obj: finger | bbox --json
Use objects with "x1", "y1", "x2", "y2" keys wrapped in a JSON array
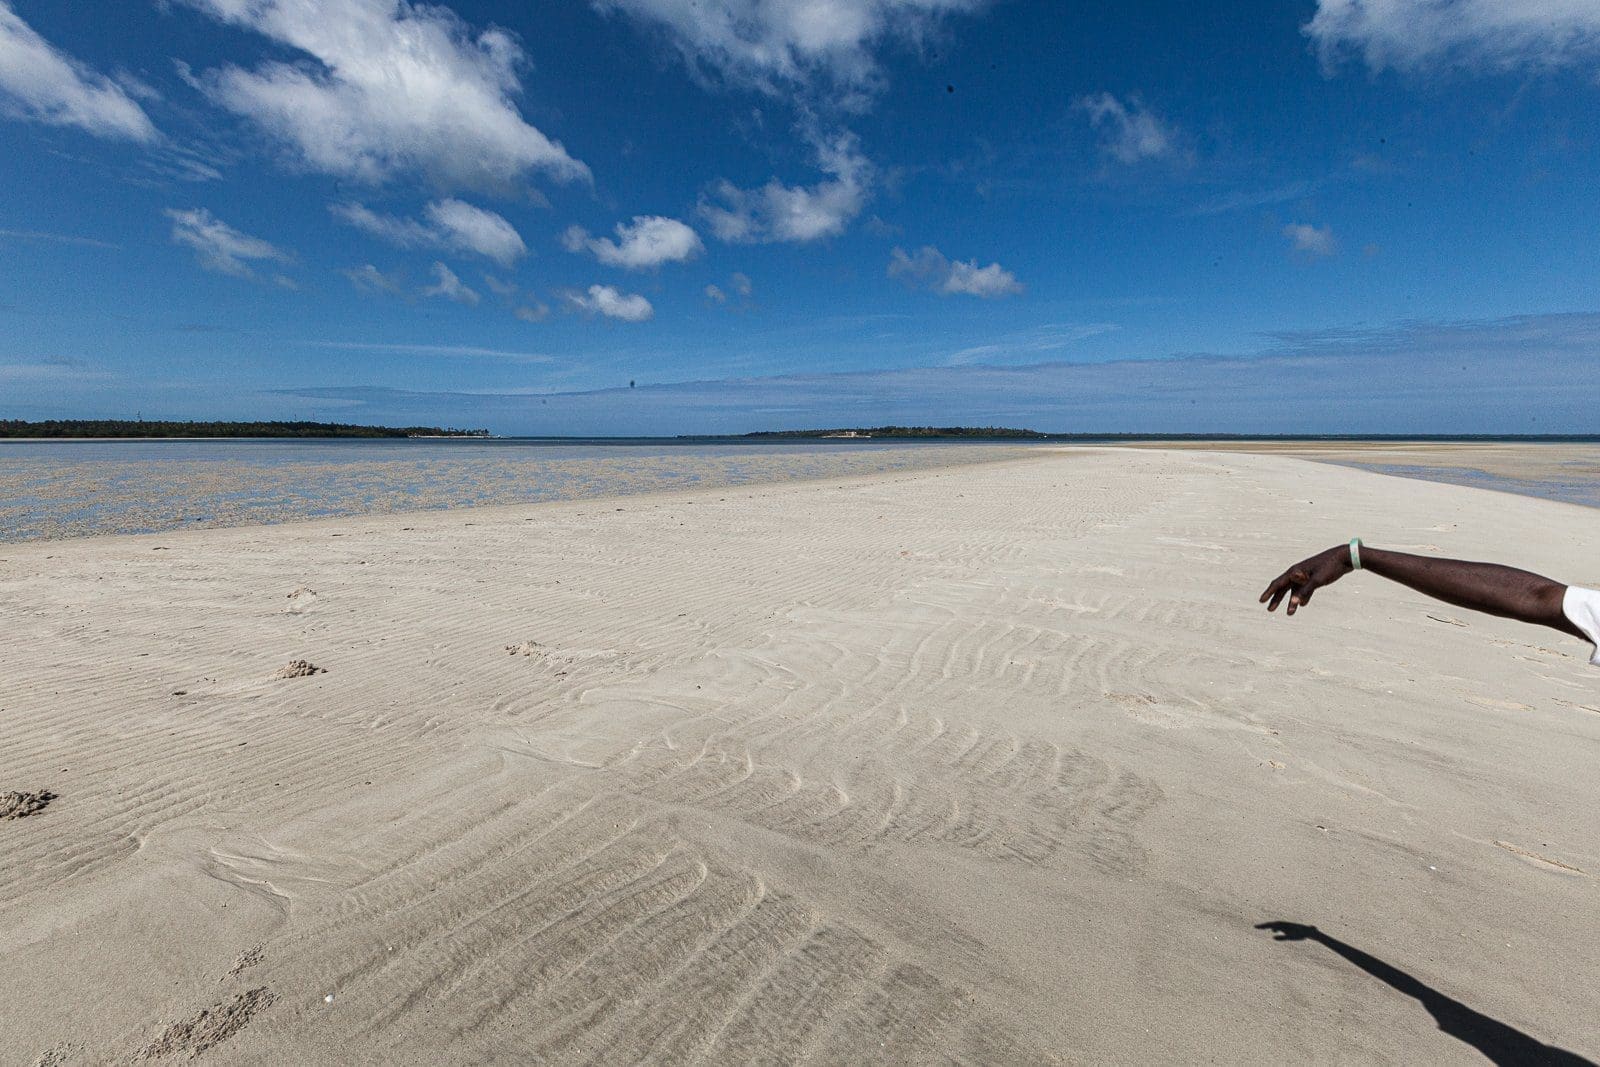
[
  {"x1": 1260, "y1": 576, "x2": 1288, "y2": 604},
  {"x1": 1286, "y1": 584, "x2": 1314, "y2": 615},
  {"x1": 1267, "y1": 585, "x2": 1290, "y2": 612}
]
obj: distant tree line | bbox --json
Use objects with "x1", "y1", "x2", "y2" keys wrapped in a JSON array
[
  {"x1": 0, "y1": 419, "x2": 490, "y2": 439},
  {"x1": 743, "y1": 426, "x2": 1049, "y2": 439}
]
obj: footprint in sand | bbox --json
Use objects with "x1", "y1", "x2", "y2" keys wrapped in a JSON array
[
  {"x1": 505, "y1": 640, "x2": 544, "y2": 657},
  {"x1": 134, "y1": 988, "x2": 274, "y2": 1061},
  {"x1": 272, "y1": 660, "x2": 324, "y2": 680},
  {"x1": 283, "y1": 587, "x2": 318, "y2": 614},
  {"x1": 1, "y1": 790, "x2": 56, "y2": 821}
]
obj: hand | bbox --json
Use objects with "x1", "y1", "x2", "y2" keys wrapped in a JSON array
[
  {"x1": 1256, "y1": 921, "x2": 1319, "y2": 941},
  {"x1": 1259, "y1": 546, "x2": 1352, "y2": 616}
]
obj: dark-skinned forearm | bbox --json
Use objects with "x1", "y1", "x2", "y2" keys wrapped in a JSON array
[{"x1": 1360, "y1": 548, "x2": 1572, "y2": 631}]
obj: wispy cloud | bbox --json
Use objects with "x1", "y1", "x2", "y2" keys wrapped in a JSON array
[
  {"x1": 1283, "y1": 222, "x2": 1337, "y2": 258},
  {"x1": 0, "y1": 227, "x2": 119, "y2": 249},
  {"x1": 303, "y1": 340, "x2": 553, "y2": 362},
  {"x1": 888, "y1": 245, "x2": 1022, "y2": 298},
  {"x1": 267, "y1": 313, "x2": 1600, "y2": 436},
  {"x1": 166, "y1": 207, "x2": 291, "y2": 279},
  {"x1": 332, "y1": 199, "x2": 527, "y2": 267},
  {"x1": 180, "y1": 0, "x2": 588, "y2": 190},
  {"x1": 1306, "y1": 0, "x2": 1600, "y2": 74},
  {"x1": 1077, "y1": 93, "x2": 1180, "y2": 165},
  {"x1": 562, "y1": 215, "x2": 703, "y2": 269},
  {"x1": 944, "y1": 323, "x2": 1117, "y2": 366},
  {"x1": 342, "y1": 263, "x2": 407, "y2": 296},
  {"x1": 0, "y1": 1, "x2": 158, "y2": 141},
  {"x1": 589, "y1": 0, "x2": 991, "y2": 104},
  {"x1": 1189, "y1": 178, "x2": 1326, "y2": 217},
  {"x1": 421, "y1": 261, "x2": 480, "y2": 305}
]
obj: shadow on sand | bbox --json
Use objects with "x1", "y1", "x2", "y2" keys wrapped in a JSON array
[{"x1": 1256, "y1": 922, "x2": 1593, "y2": 1066}]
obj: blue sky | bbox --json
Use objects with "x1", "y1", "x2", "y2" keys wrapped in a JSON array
[{"x1": 2, "y1": 0, "x2": 1598, "y2": 433}]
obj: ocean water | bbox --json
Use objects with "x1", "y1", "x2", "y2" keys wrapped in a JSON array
[
  {"x1": 0, "y1": 437, "x2": 1041, "y2": 542},
  {"x1": 1337, "y1": 461, "x2": 1600, "y2": 511}
]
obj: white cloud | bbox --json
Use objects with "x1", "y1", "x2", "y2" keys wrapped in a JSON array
[
  {"x1": 166, "y1": 207, "x2": 290, "y2": 278},
  {"x1": 707, "y1": 271, "x2": 754, "y2": 306},
  {"x1": 482, "y1": 273, "x2": 519, "y2": 298},
  {"x1": 888, "y1": 245, "x2": 1022, "y2": 298},
  {"x1": 0, "y1": 1, "x2": 158, "y2": 141},
  {"x1": 0, "y1": 227, "x2": 119, "y2": 249},
  {"x1": 1077, "y1": 93, "x2": 1177, "y2": 165},
  {"x1": 589, "y1": 0, "x2": 989, "y2": 100},
  {"x1": 515, "y1": 301, "x2": 550, "y2": 323},
  {"x1": 562, "y1": 215, "x2": 703, "y2": 269},
  {"x1": 1283, "y1": 222, "x2": 1337, "y2": 258},
  {"x1": 182, "y1": 0, "x2": 588, "y2": 190},
  {"x1": 1306, "y1": 0, "x2": 1600, "y2": 73},
  {"x1": 342, "y1": 263, "x2": 406, "y2": 295},
  {"x1": 305, "y1": 340, "x2": 550, "y2": 361},
  {"x1": 565, "y1": 283, "x2": 654, "y2": 322},
  {"x1": 332, "y1": 199, "x2": 527, "y2": 267},
  {"x1": 422, "y1": 261, "x2": 480, "y2": 305},
  {"x1": 701, "y1": 130, "x2": 871, "y2": 243}
]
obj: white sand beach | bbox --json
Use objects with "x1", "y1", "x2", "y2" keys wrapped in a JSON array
[{"x1": 3, "y1": 447, "x2": 1597, "y2": 1064}]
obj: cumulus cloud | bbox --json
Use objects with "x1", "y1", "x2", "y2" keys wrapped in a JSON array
[
  {"x1": 1283, "y1": 222, "x2": 1337, "y2": 258},
  {"x1": 181, "y1": 0, "x2": 588, "y2": 190},
  {"x1": 589, "y1": 0, "x2": 989, "y2": 100},
  {"x1": 701, "y1": 130, "x2": 871, "y2": 243},
  {"x1": 888, "y1": 245, "x2": 1022, "y2": 298},
  {"x1": 565, "y1": 283, "x2": 654, "y2": 322},
  {"x1": 0, "y1": 2, "x2": 158, "y2": 141},
  {"x1": 1077, "y1": 93, "x2": 1178, "y2": 165},
  {"x1": 1306, "y1": 0, "x2": 1600, "y2": 73},
  {"x1": 332, "y1": 199, "x2": 527, "y2": 267},
  {"x1": 561, "y1": 215, "x2": 703, "y2": 269},
  {"x1": 166, "y1": 207, "x2": 290, "y2": 278},
  {"x1": 422, "y1": 261, "x2": 480, "y2": 305}
]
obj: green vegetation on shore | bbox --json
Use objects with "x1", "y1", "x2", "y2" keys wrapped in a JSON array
[
  {"x1": 0, "y1": 420, "x2": 490, "y2": 439},
  {"x1": 743, "y1": 426, "x2": 1049, "y2": 439}
]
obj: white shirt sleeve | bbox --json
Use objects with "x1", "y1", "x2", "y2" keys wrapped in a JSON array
[{"x1": 1562, "y1": 585, "x2": 1600, "y2": 666}]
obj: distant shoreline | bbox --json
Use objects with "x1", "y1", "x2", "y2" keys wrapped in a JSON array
[{"x1": 0, "y1": 419, "x2": 489, "y2": 440}]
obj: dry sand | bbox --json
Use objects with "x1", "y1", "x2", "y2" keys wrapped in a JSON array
[{"x1": 2, "y1": 448, "x2": 1597, "y2": 1064}]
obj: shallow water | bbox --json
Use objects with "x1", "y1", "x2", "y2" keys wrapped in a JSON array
[
  {"x1": 0, "y1": 438, "x2": 1040, "y2": 542},
  {"x1": 1332, "y1": 456, "x2": 1600, "y2": 511}
]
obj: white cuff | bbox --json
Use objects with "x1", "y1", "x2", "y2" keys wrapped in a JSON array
[{"x1": 1561, "y1": 585, "x2": 1600, "y2": 667}]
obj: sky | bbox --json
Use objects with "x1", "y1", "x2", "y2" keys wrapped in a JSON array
[{"x1": 2, "y1": 0, "x2": 1599, "y2": 434}]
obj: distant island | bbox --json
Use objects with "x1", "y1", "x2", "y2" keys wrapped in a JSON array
[
  {"x1": 742, "y1": 426, "x2": 1049, "y2": 439},
  {"x1": 0, "y1": 419, "x2": 490, "y2": 439}
]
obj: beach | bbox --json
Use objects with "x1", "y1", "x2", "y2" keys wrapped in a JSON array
[{"x1": 3, "y1": 446, "x2": 1598, "y2": 1063}]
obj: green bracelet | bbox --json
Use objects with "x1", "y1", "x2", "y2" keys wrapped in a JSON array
[{"x1": 1349, "y1": 537, "x2": 1363, "y2": 571}]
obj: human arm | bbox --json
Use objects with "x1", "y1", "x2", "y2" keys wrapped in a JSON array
[{"x1": 1259, "y1": 544, "x2": 1586, "y2": 640}]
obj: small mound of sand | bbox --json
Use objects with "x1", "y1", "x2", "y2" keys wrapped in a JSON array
[
  {"x1": 1, "y1": 790, "x2": 55, "y2": 821},
  {"x1": 224, "y1": 945, "x2": 264, "y2": 981},
  {"x1": 505, "y1": 640, "x2": 543, "y2": 657},
  {"x1": 286, "y1": 586, "x2": 316, "y2": 600},
  {"x1": 135, "y1": 988, "x2": 273, "y2": 1061},
  {"x1": 272, "y1": 660, "x2": 324, "y2": 679}
]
